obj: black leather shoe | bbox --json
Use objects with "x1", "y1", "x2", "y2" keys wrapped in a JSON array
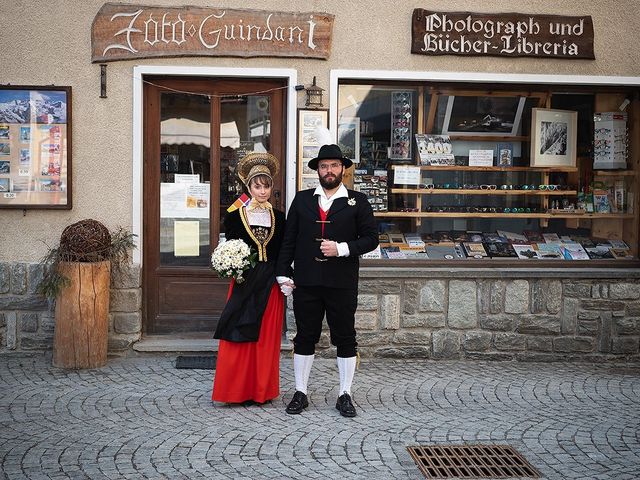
[
  {"x1": 335, "y1": 392, "x2": 357, "y2": 417},
  {"x1": 285, "y1": 391, "x2": 308, "y2": 414}
]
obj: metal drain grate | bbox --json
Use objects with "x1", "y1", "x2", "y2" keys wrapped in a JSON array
[{"x1": 407, "y1": 444, "x2": 540, "y2": 479}]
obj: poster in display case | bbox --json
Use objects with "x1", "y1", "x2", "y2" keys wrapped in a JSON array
[
  {"x1": 0, "y1": 86, "x2": 71, "y2": 208},
  {"x1": 297, "y1": 109, "x2": 328, "y2": 189}
]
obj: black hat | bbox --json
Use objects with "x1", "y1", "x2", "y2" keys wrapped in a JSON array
[{"x1": 308, "y1": 144, "x2": 353, "y2": 170}]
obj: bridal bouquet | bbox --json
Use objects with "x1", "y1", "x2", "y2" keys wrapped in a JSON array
[{"x1": 211, "y1": 239, "x2": 256, "y2": 283}]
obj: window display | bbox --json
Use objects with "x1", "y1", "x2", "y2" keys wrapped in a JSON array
[{"x1": 336, "y1": 82, "x2": 638, "y2": 263}]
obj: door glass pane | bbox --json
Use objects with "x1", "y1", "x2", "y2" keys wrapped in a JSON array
[
  {"x1": 219, "y1": 95, "x2": 270, "y2": 241},
  {"x1": 159, "y1": 92, "x2": 211, "y2": 266}
]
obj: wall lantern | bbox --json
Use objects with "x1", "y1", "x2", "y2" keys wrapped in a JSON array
[{"x1": 305, "y1": 76, "x2": 324, "y2": 109}]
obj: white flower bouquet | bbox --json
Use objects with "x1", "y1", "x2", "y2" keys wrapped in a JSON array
[{"x1": 210, "y1": 239, "x2": 257, "y2": 283}]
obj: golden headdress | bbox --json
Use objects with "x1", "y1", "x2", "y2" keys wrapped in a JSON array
[{"x1": 237, "y1": 152, "x2": 279, "y2": 186}]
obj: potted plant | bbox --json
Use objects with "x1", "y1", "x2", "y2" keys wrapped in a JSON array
[{"x1": 38, "y1": 219, "x2": 136, "y2": 369}]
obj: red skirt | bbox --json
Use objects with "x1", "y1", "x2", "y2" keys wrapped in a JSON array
[{"x1": 212, "y1": 281, "x2": 284, "y2": 404}]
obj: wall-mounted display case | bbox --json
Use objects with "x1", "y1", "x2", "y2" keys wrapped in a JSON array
[{"x1": 0, "y1": 86, "x2": 71, "y2": 209}]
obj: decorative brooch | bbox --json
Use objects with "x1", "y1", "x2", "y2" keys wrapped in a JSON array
[{"x1": 347, "y1": 198, "x2": 356, "y2": 206}]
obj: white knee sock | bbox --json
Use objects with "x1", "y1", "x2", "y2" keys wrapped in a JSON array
[
  {"x1": 293, "y1": 354, "x2": 314, "y2": 394},
  {"x1": 337, "y1": 356, "x2": 356, "y2": 396}
]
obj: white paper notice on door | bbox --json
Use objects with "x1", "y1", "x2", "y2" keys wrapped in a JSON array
[
  {"x1": 161, "y1": 183, "x2": 187, "y2": 218},
  {"x1": 174, "y1": 174, "x2": 200, "y2": 184},
  {"x1": 185, "y1": 184, "x2": 209, "y2": 218},
  {"x1": 174, "y1": 221, "x2": 200, "y2": 256},
  {"x1": 161, "y1": 183, "x2": 210, "y2": 219}
]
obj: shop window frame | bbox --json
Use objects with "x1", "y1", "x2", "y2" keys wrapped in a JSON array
[{"x1": 334, "y1": 77, "x2": 639, "y2": 267}]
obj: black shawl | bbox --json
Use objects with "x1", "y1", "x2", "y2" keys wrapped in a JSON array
[{"x1": 213, "y1": 208, "x2": 286, "y2": 342}]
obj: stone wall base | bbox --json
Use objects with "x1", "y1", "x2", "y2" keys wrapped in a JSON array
[{"x1": 2, "y1": 262, "x2": 639, "y2": 362}]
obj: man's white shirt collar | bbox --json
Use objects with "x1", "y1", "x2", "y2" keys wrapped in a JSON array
[{"x1": 314, "y1": 183, "x2": 349, "y2": 203}]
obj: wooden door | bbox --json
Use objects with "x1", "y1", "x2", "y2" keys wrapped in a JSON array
[{"x1": 143, "y1": 77, "x2": 285, "y2": 333}]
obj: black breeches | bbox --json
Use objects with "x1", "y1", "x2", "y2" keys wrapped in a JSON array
[{"x1": 292, "y1": 285, "x2": 358, "y2": 357}]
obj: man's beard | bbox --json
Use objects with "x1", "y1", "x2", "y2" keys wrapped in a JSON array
[{"x1": 319, "y1": 170, "x2": 342, "y2": 189}]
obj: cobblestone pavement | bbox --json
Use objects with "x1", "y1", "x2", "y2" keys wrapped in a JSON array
[{"x1": 1, "y1": 354, "x2": 639, "y2": 480}]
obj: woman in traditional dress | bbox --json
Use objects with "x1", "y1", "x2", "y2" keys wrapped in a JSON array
[{"x1": 212, "y1": 152, "x2": 288, "y2": 404}]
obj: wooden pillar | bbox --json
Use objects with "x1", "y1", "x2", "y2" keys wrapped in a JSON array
[{"x1": 53, "y1": 261, "x2": 111, "y2": 369}]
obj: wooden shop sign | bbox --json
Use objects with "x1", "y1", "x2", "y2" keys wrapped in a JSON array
[
  {"x1": 412, "y1": 9, "x2": 594, "y2": 59},
  {"x1": 91, "y1": 3, "x2": 334, "y2": 62}
]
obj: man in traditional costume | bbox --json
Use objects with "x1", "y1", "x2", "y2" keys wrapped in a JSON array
[{"x1": 276, "y1": 144, "x2": 378, "y2": 417}]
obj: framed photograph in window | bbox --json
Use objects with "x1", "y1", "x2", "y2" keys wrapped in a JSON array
[
  {"x1": 530, "y1": 108, "x2": 577, "y2": 167},
  {"x1": 443, "y1": 95, "x2": 526, "y2": 137},
  {"x1": 337, "y1": 116, "x2": 360, "y2": 163},
  {"x1": 297, "y1": 108, "x2": 328, "y2": 190},
  {"x1": 0, "y1": 85, "x2": 72, "y2": 209}
]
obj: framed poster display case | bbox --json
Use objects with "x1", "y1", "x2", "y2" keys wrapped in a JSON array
[
  {"x1": 297, "y1": 108, "x2": 328, "y2": 190},
  {"x1": 0, "y1": 85, "x2": 71, "y2": 209}
]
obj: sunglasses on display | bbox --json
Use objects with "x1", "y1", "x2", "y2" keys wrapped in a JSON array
[{"x1": 394, "y1": 92, "x2": 410, "y2": 101}]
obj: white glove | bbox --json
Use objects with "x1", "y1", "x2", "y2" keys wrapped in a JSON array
[{"x1": 276, "y1": 276, "x2": 294, "y2": 297}]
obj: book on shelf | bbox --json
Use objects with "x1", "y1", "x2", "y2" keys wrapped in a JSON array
[
  {"x1": 483, "y1": 232, "x2": 509, "y2": 243},
  {"x1": 561, "y1": 243, "x2": 590, "y2": 260},
  {"x1": 608, "y1": 239, "x2": 629, "y2": 249},
  {"x1": 512, "y1": 244, "x2": 540, "y2": 259},
  {"x1": 497, "y1": 230, "x2": 529, "y2": 243},
  {"x1": 468, "y1": 231, "x2": 484, "y2": 243},
  {"x1": 404, "y1": 233, "x2": 426, "y2": 249},
  {"x1": 535, "y1": 243, "x2": 564, "y2": 259},
  {"x1": 542, "y1": 233, "x2": 561, "y2": 244},
  {"x1": 383, "y1": 246, "x2": 406, "y2": 259},
  {"x1": 593, "y1": 191, "x2": 611, "y2": 213},
  {"x1": 425, "y1": 243, "x2": 464, "y2": 259},
  {"x1": 421, "y1": 232, "x2": 437, "y2": 243},
  {"x1": 415, "y1": 134, "x2": 454, "y2": 165},
  {"x1": 452, "y1": 230, "x2": 471, "y2": 242},
  {"x1": 400, "y1": 247, "x2": 428, "y2": 258},
  {"x1": 484, "y1": 242, "x2": 518, "y2": 258},
  {"x1": 388, "y1": 232, "x2": 406, "y2": 245},
  {"x1": 585, "y1": 246, "x2": 615, "y2": 260},
  {"x1": 435, "y1": 231, "x2": 454, "y2": 242},
  {"x1": 496, "y1": 143, "x2": 513, "y2": 167},
  {"x1": 523, "y1": 230, "x2": 544, "y2": 243},
  {"x1": 462, "y1": 242, "x2": 488, "y2": 258},
  {"x1": 610, "y1": 248, "x2": 633, "y2": 260},
  {"x1": 361, "y1": 245, "x2": 382, "y2": 259},
  {"x1": 574, "y1": 236, "x2": 596, "y2": 248}
]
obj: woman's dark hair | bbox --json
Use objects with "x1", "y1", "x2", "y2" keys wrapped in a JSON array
[{"x1": 248, "y1": 174, "x2": 273, "y2": 189}]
